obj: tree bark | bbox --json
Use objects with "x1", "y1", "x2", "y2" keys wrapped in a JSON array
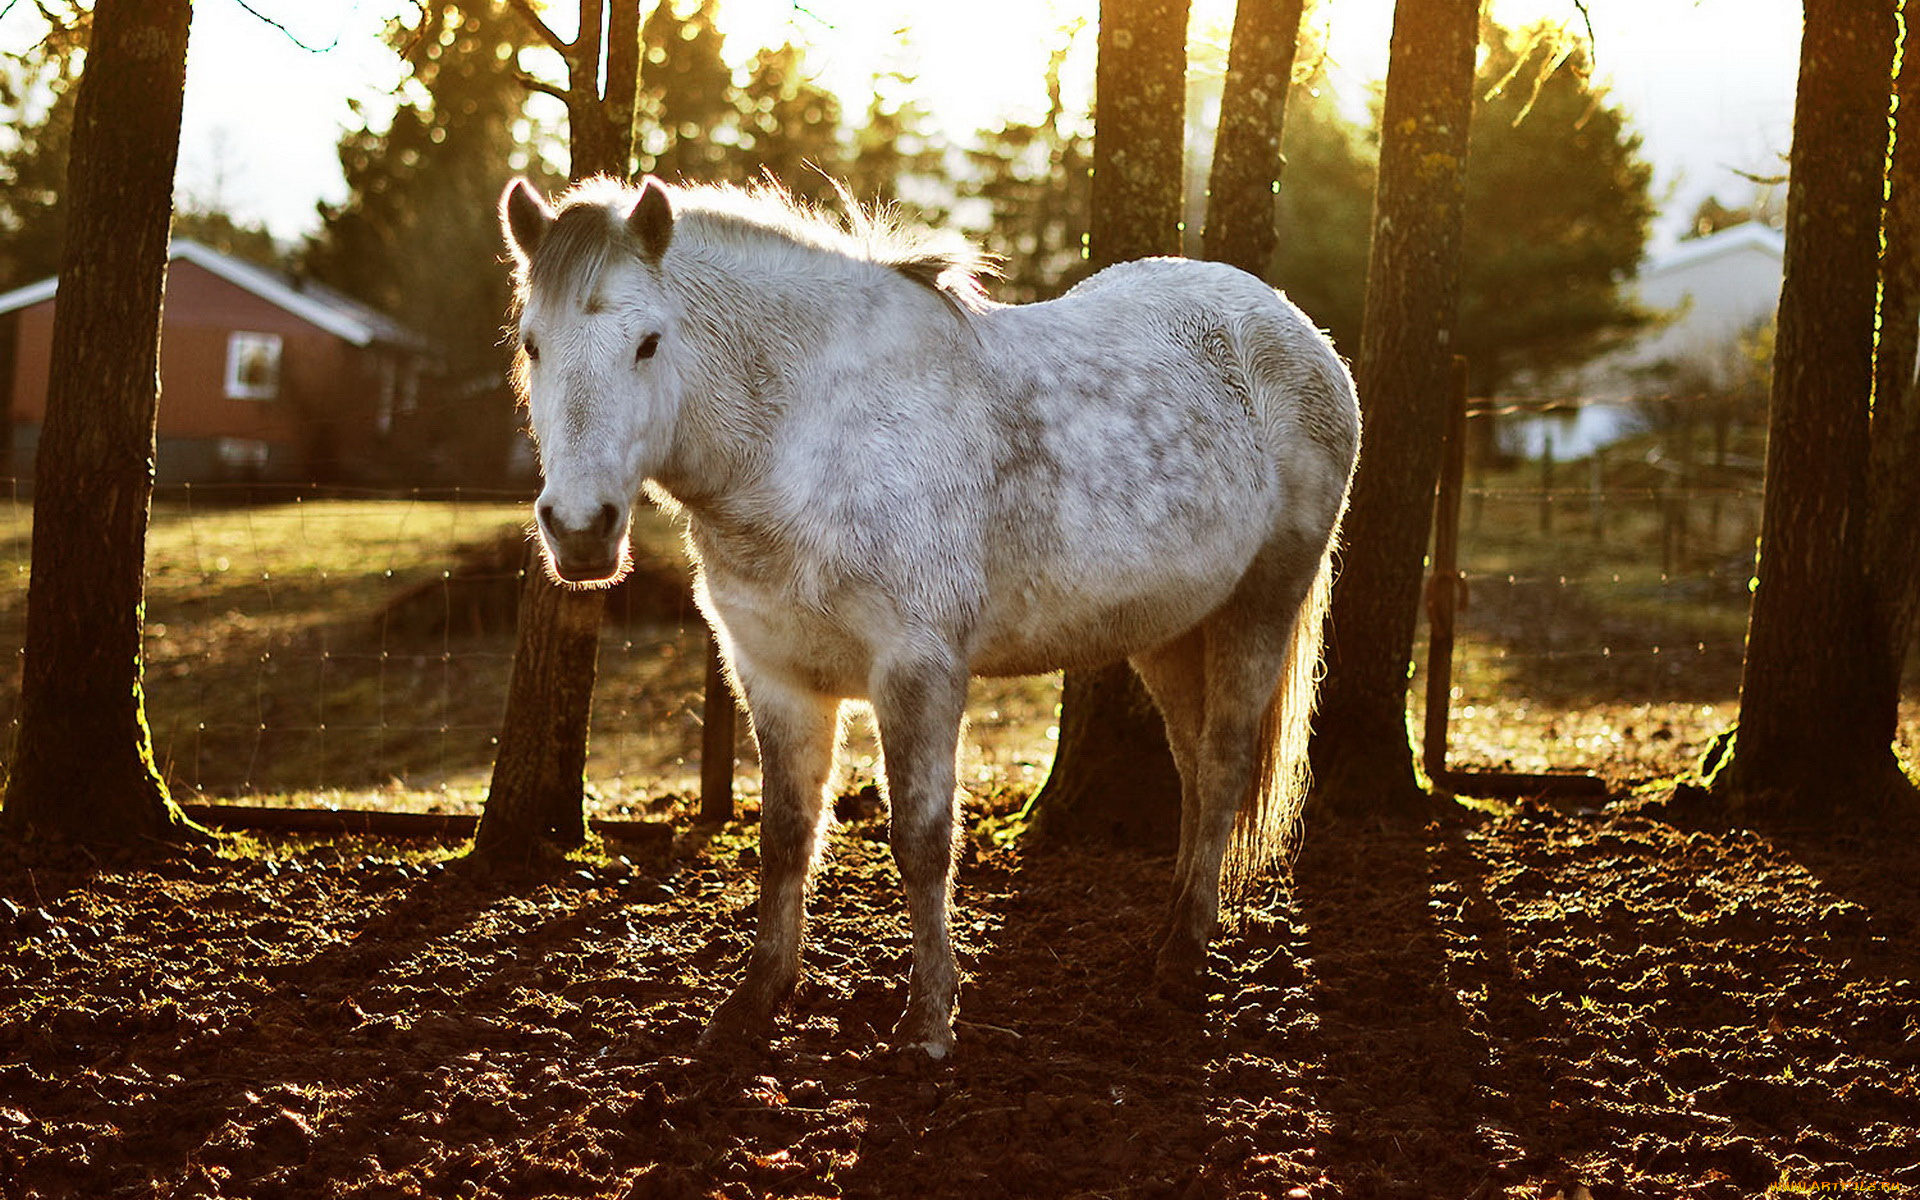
[
  {"x1": 0, "y1": 0, "x2": 200, "y2": 844},
  {"x1": 476, "y1": 0, "x2": 639, "y2": 858},
  {"x1": 473, "y1": 552, "x2": 601, "y2": 854},
  {"x1": 1201, "y1": 0, "x2": 1305, "y2": 277},
  {"x1": 1308, "y1": 0, "x2": 1481, "y2": 815},
  {"x1": 1715, "y1": 0, "x2": 1914, "y2": 814},
  {"x1": 1087, "y1": 0, "x2": 1191, "y2": 267},
  {"x1": 1028, "y1": 0, "x2": 1191, "y2": 849},
  {"x1": 1863, "y1": 12, "x2": 1920, "y2": 782}
]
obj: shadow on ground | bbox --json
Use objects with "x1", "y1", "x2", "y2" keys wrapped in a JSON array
[{"x1": 2, "y1": 787, "x2": 1916, "y2": 1198}]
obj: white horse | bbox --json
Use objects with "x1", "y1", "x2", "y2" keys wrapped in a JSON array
[{"x1": 498, "y1": 175, "x2": 1358, "y2": 1059}]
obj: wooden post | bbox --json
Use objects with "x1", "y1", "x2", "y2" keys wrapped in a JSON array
[
  {"x1": 1539, "y1": 430, "x2": 1555, "y2": 536},
  {"x1": 1590, "y1": 444, "x2": 1606, "y2": 545},
  {"x1": 1422, "y1": 357, "x2": 1470, "y2": 782},
  {"x1": 1710, "y1": 411, "x2": 1729, "y2": 557},
  {"x1": 1676, "y1": 415, "x2": 1695, "y2": 566},
  {"x1": 1660, "y1": 434, "x2": 1677, "y2": 576},
  {"x1": 1420, "y1": 361, "x2": 1608, "y2": 801},
  {"x1": 699, "y1": 630, "x2": 735, "y2": 822}
]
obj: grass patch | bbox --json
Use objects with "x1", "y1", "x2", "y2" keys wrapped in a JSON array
[{"x1": 0, "y1": 455, "x2": 1907, "y2": 812}]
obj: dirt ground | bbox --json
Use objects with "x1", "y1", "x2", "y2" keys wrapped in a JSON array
[{"x1": 1, "y1": 784, "x2": 1916, "y2": 1200}]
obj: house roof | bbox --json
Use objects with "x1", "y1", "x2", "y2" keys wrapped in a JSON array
[
  {"x1": 0, "y1": 239, "x2": 428, "y2": 351},
  {"x1": 1643, "y1": 220, "x2": 1785, "y2": 280}
]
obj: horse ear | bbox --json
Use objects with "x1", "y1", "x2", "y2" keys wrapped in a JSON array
[
  {"x1": 501, "y1": 179, "x2": 554, "y2": 265},
  {"x1": 627, "y1": 176, "x2": 674, "y2": 263}
]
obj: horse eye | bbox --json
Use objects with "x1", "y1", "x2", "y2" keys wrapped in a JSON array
[
  {"x1": 523, "y1": 337, "x2": 540, "y2": 363},
  {"x1": 636, "y1": 333, "x2": 660, "y2": 362}
]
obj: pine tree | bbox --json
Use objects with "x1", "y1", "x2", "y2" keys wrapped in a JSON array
[
  {"x1": 961, "y1": 29, "x2": 1093, "y2": 307},
  {"x1": 1456, "y1": 22, "x2": 1656, "y2": 395},
  {"x1": 305, "y1": 1, "x2": 541, "y2": 481},
  {"x1": 0, "y1": 1, "x2": 88, "y2": 291}
]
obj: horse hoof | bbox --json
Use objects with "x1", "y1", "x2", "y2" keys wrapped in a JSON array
[
  {"x1": 908, "y1": 1038, "x2": 951, "y2": 1061},
  {"x1": 881, "y1": 1037, "x2": 953, "y2": 1071},
  {"x1": 888, "y1": 1012, "x2": 957, "y2": 1063}
]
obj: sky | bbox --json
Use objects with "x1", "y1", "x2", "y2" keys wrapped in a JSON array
[{"x1": 0, "y1": 0, "x2": 1803, "y2": 250}]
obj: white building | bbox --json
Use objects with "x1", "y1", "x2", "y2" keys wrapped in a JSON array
[
  {"x1": 1503, "y1": 222, "x2": 1784, "y2": 458},
  {"x1": 1594, "y1": 220, "x2": 1785, "y2": 397}
]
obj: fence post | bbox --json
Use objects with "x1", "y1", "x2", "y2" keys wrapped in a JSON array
[
  {"x1": 699, "y1": 630, "x2": 735, "y2": 823},
  {"x1": 1660, "y1": 434, "x2": 1677, "y2": 577},
  {"x1": 1422, "y1": 356, "x2": 1470, "y2": 783},
  {"x1": 1589, "y1": 444, "x2": 1606, "y2": 545},
  {"x1": 1710, "y1": 411, "x2": 1729, "y2": 557},
  {"x1": 1539, "y1": 431, "x2": 1555, "y2": 536},
  {"x1": 1676, "y1": 414, "x2": 1695, "y2": 567}
]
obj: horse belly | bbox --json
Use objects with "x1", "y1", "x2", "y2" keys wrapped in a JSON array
[{"x1": 967, "y1": 528, "x2": 1255, "y2": 676}]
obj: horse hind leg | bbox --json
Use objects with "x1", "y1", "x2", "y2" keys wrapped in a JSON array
[
  {"x1": 701, "y1": 673, "x2": 842, "y2": 1048},
  {"x1": 1129, "y1": 627, "x2": 1206, "y2": 899},
  {"x1": 1155, "y1": 546, "x2": 1326, "y2": 1005}
]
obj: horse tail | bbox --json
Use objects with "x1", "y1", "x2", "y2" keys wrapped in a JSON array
[
  {"x1": 1220, "y1": 292, "x2": 1357, "y2": 901},
  {"x1": 1224, "y1": 535, "x2": 1334, "y2": 901}
]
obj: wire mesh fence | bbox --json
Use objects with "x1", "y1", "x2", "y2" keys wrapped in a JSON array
[
  {"x1": 0, "y1": 418, "x2": 1911, "y2": 814},
  {"x1": 0, "y1": 479, "x2": 1057, "y2": 819},
  {"x1": 1418, "y1": 400, "x2": 1918, "y2": 788}
]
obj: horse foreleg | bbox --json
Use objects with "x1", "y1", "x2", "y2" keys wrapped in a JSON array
[
  {"x1": 701, "y1": 675, "x2": 841, "y2": 1048},
  {"x1": 871, "y1": 655, "x2": 969, "y2": 1060}
]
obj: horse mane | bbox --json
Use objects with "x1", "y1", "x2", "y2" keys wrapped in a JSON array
[{"x1": 521, "y1": 175, "x2": 998, "y2": 316}]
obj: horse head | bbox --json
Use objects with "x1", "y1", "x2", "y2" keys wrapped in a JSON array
[{"x1": 501, "y1": 176, "x2": 679, "y2": 585}]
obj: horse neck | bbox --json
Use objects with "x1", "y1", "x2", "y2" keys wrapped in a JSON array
[{"x1": 654, "y1": 239, "x2": 941, "y2": 507}]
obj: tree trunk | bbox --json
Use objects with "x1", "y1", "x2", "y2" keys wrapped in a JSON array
[
  {"x1": 1201, "y1": 0, "x2": 1305, "y2": 277},
  {"x1": 473, "y1": 549, "x2": 601, "y2": 855},
  {"x1": 476, "y1": 0, "x2": 642, "y2": 857},
  {"x1": 1308, "y1": 0, "x2": 1480, "y2": 815},
  {"x1": 1863, "y1": 13, "x2": 1920, "y2": 783},
  {"x1": 1715, "y1": 0, "x2": 1914, "y2": 814},
  {"x1": 0, "y1": 0, "x2": 200, "y2": 844},
  {"x1": 1087, "y1": 0, "x2": 1191, "y2": 267},
  {"x1": 1029, "y1": 661, "x2": 1186, "y2": 846},
  {"x1": 1027, "y1": 0, "x2": 1190, "y2": 849}
]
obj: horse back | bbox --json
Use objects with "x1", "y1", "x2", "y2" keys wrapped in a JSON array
[{"x1": 956, "y1": 259, "x2": 1358, "y2": 673}]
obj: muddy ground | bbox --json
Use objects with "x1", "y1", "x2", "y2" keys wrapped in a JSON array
[{"x1": 1, "y1": 786, "x2": 1916, "y2": 1200}]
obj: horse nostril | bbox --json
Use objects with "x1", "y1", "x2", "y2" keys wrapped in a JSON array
[
  {"x1": 537, "y1": 502, "x2": 557, "y2": 533},
  {"x1": 592, "y1": 503, "x2": 619, "y2": 539}
]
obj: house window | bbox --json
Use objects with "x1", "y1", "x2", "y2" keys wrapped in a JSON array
[
  {"x1": 215, "y1": 438, "x2": 270, "y2": 474},
  {"x1": 224, "y1": 332, "x2": 283, "y2": 399}
]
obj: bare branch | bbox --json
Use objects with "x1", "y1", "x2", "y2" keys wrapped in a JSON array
[
  {"x1": 514, "y1": 70, "x2": 571, "y2": 105},
  {"x1": 504, "y1": 0, "x2": 574, "y2": 55},
  {"x1": 392, "y1": 2, "x2": 436, "y2": 66},
  {"x1": 225, "y1": 0, "x2": 341, "y2": 53},
  {"x1": 1570, "y1": 0, "x2": 1597, "y2": 52}
]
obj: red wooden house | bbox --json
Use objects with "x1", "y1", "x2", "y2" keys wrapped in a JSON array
[{"x1": 0, "y1": 239, "x2": 431, "y2": 485}]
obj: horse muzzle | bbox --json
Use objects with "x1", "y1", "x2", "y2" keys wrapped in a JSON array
[{"x1": 536, "y1": 498, "x2": 630, "y2": 585}]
